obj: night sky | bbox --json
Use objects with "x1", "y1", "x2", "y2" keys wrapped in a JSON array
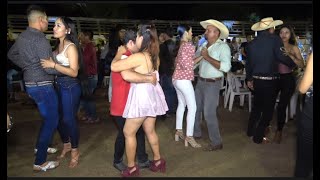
[{"x1": 7, "y1": 3, "x2": 313, "y2": 21}]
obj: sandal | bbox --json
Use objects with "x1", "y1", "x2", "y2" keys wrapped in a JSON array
[
  {"x1": 69, "y1": 149, "x2": 80, "y2": 168},
  {"x1": 149, "y1": 158, "x2": 166, "y2": 173},
  {"x1": 174, "y1": 130, "x2": 184, "y2": 141},
  {"x1": 185, "y1": 136, "x2": 202, "y2": 148},
  {"x1": 33, "y1": 161, "x2": 59, "y2": 172},
  {"x1": 121, "y1": 165, "x2": 140, "y2": 177},
  {"x1": 57, "y1": 142, "x2": 71, "y2": 159}
]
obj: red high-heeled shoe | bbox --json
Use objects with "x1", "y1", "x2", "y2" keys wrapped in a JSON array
[
  {"x1": 149, "y1": 158, "x2": 166, "y2": 173},
  {"x1": 121, "y1": 164, "x2": 140, "y2": 177}
]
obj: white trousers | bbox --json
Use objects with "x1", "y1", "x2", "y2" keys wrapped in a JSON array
[{"x1": 173, "y1": 79, "x2": 197, "y2": 136}]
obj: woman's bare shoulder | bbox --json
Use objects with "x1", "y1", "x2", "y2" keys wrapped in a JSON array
[
  {"x1": 130, "y1": 52, "x2": 151, "y2": 60},
  {"x1": 127, "y1": 52, "x2": 144, "y2": 58}
]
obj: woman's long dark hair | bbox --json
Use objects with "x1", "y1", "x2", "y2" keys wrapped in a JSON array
[
  {"x1": 54, "y1": 17, "x2": 89, "y2": 98},
  {"x1": 174, "y1": 24, "x2": 192, "y2": 56},
  {"x1": 278, "y1": 25, "x2": 297, "y2": 46},
  {"x1": 54, "y1": 17, "x2": 80, "y2": 55},
  {"x1": 176, "y1": 24, "x2": 191, "y2": 43},
  {"x1": 54, "y1": 17, "x2": 84, "y2": 75},
  {"x1": 137, "y1": 23, "x2": 159, "y2": 71}
]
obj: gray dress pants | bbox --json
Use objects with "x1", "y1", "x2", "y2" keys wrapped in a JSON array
[{"x1": 193, "y1": 79, "x2": 222, "y2": 146}]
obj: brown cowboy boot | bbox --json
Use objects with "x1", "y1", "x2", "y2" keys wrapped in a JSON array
[
  {"x1": 273, "y1": 130, "x2": 282, "y2": 144},
  {"x1": 265, "y1": 125, "x2": 272, "y2": 136}
]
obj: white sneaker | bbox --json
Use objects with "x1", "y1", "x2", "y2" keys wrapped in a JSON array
[
  {"x1": 34, "y1": 147, "x2": 58, "y2": 154},
  {"x1": 33, "y1": 161, "x2": 60, "y2": 172}
]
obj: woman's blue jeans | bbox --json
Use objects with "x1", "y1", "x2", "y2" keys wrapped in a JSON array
[
  {"x1": 56, "y1": 76, "x2": 81, "y2": 149},
  {"x1": 26, "y1": 84, "x2": 59, "y2": 165}
]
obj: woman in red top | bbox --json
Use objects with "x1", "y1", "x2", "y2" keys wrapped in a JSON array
[{"x1": 172, "y1": 25, "x2": 202, "y2": 148}]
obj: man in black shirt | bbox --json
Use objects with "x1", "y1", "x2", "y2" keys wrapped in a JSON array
[
  {"x1": 245, "y1": 17, "x2": 296, "y2": 144},
  {"x1": 158, "y1": 27, "x2": 177, "y2": 118}
]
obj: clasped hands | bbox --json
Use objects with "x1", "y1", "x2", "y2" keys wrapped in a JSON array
[
  {"x1": 117, "y1": 45, "x2": 127, "y2": 55},
  {"x1": 40, "y1": 57, "x2": 55, "y2": 68},
  {"x1": 200, "y1": 47, "x2": 209, "y2": 60},
  {"x1": 117, "y1": 45, "x2": 157, "y2": 85}
]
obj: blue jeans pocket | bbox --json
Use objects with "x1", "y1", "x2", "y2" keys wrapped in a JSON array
[{"x1": 26, "y1": 85, "x2": 58, "y2": 118}]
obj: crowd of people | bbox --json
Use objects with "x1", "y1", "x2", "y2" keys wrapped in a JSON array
[{"x1": 7, "y1": 4, "x2": 313, "y2": 177}]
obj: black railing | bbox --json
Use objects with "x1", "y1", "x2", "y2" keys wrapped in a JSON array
[{"x1": 7, "y1": 15, "x2": 313, "y2": 39}]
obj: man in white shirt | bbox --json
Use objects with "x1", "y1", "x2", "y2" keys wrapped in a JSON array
[{"x1": 193, "y1": 19, "x2": 231, "y2": 151}]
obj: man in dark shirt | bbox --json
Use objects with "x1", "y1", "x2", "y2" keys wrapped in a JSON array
[
  {"x1": 239, "y1": 35, "x2": 252, "y2": 63},
  {"x1": 158, "y1": 27, "x2": 177, "y2": 118},
  {"x1": 79, "y1": 30, "x2": 100, "y2": 123},
  {"x1": 7, "y1": 5, "x2": 60, "y2": 171},
  {"x1": 245, "y1": 17, "x2": 296, "y2": 144},
  {"x1": 105, "y1": 25, "x2": 126, "y2": 74}
]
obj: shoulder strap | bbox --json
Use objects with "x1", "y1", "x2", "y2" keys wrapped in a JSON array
[{"x1": 62, "y1": 43, "x2": 75, "y2": 54}]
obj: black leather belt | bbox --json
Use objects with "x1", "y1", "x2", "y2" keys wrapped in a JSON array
[{"x1": 198, "y1": 77, "x2": 222, "y2": 82}]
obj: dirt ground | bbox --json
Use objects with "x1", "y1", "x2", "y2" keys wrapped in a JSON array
[{"x1": 7, "y1": 87, "x2": 299, "y2": 177}]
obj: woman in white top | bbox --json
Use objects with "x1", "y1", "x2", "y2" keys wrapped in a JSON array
[{"x1": 41, "y1": 17, "x2": 84, "y2": 168}]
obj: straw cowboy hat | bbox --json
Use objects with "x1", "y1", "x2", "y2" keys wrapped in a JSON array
[
  {"x1": 251, "y1": 17, "x2": 283, "y2": 31},
  {"x1": 200, "y1": 19, "x2": 229, "y2": 39}
]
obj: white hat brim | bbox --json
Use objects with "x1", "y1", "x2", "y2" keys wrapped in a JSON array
[
  {"x1": 200, "y1": 19, "x2": 229, "y2": 39},
  {"x1": 251, "y1": 20, "x2": 283, "y2": 31}
]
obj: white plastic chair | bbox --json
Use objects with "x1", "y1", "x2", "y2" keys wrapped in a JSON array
[
  {"x1": 217, "y1": 75, "x2": 227, "y2": 106},
  {"x1": 220, "y1": 75, "x2": 226, "y2": 96},
  {"x1": 12, "y1": 80, "x2": 25, "y2": 92},
  {"x1": 224, "y1": 72, "x2": 252, "y2": 112},
  {"x1": 289, "y1": 91, "x2": 299, "y2": 119},
  {"x1": 102, "y1": 76, "x2": 110, "y2": 87}
]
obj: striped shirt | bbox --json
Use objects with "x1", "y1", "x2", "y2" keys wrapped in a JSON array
[{"x1": 7, "y1": 27, "x2": 60, "y2": 83}]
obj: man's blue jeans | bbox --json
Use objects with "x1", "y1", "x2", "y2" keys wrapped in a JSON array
[
  {"x1": 56, "y1": 76, "x2": 81, "y2": 148},
  {"x1": 160, "y1": 74, "x2": 177, "y2": 114},
  {"x1": 81, "y1": 75, "x2": 98, "y2": 119},
  {"x1": 26, "y1": 84, "x2": 59, "y2": 165}
]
